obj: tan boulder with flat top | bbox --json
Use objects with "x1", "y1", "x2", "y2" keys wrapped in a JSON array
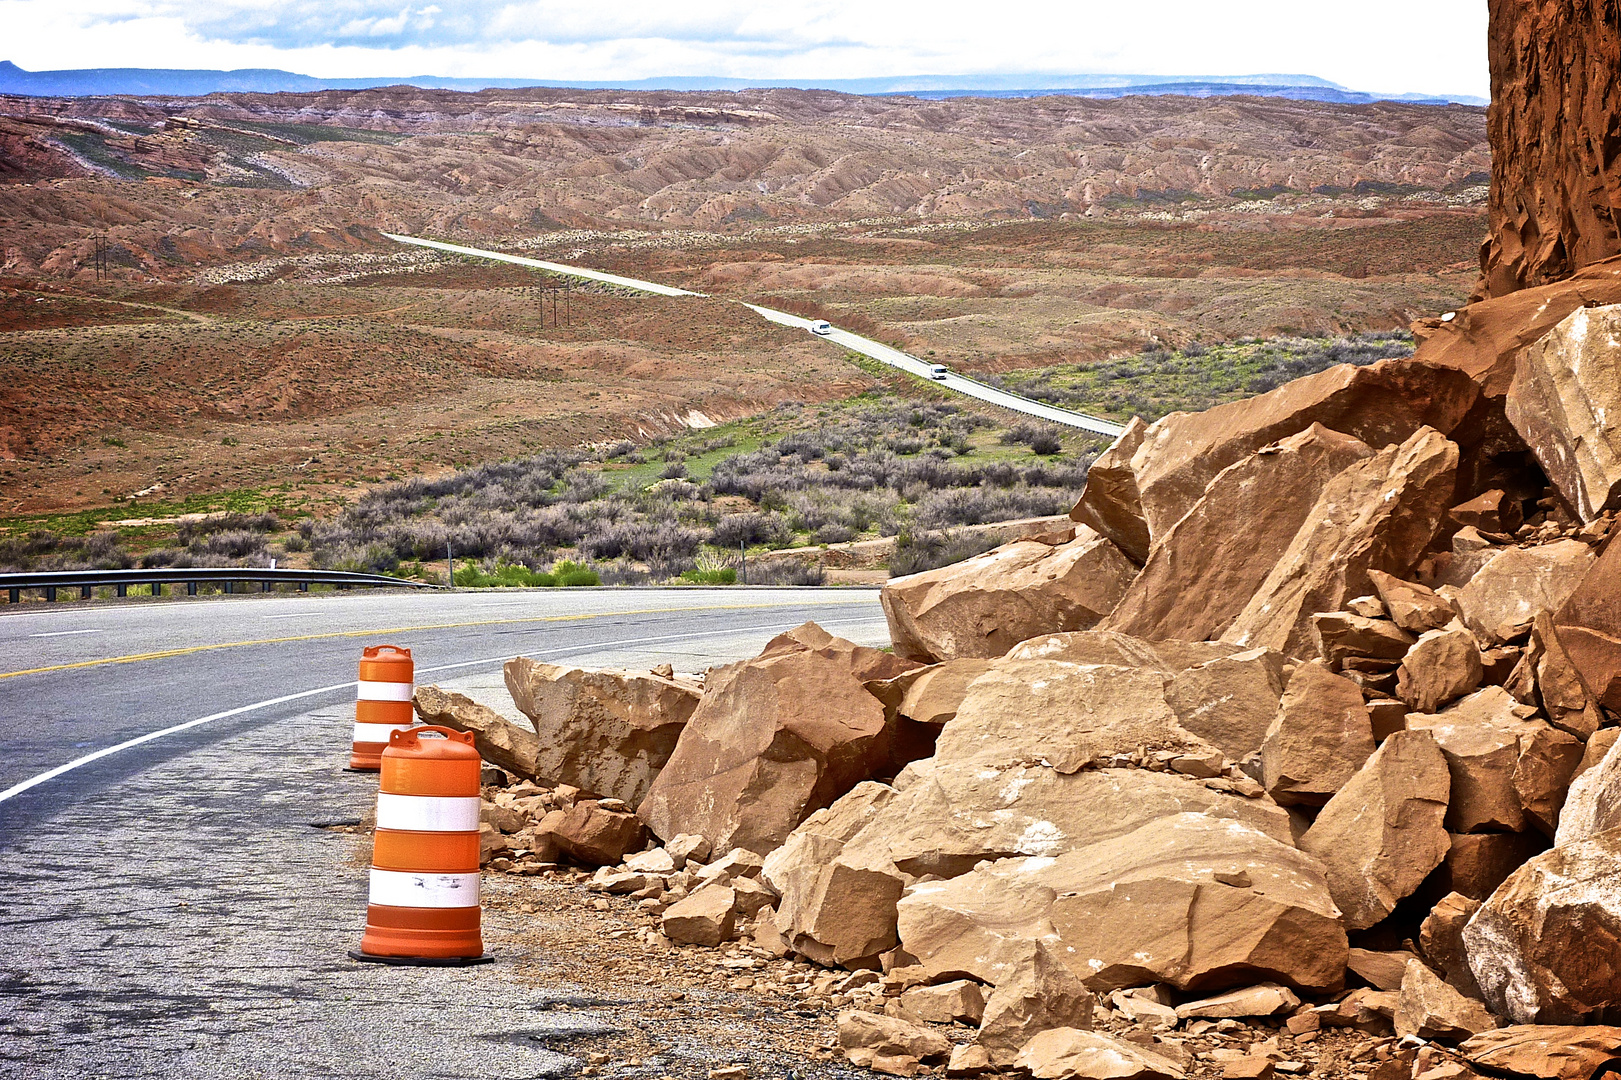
[
  {"x1": 881, "y1": 528, "x2": 1138, "y2": 663},
  {"x1": 1504, "y1": 304, "x2": 1621, "y2": 522},
  {"x1": 1300, "y1": 729, "x2": 1452, "y2": 930},
  {"x1": 1103, "y1": 424, "x2": 1375, "y2": 643},
  {"x1": 503, "y1": 658, "x2": 701, "y2": 804},
  {"x1": 637, "y1": 622, "x2": 920, "y2": 854},
  {"x1": 1223, "y1": 427, "x2": 1461, "y2": 659},
  {"x1": 896, "y1": 813, "x2": 1347, "y2": 996}
]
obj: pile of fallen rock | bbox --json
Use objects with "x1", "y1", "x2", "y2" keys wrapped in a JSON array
[{"x1": 416, "y1": 301, "x2": 1621, "y2": 1080}]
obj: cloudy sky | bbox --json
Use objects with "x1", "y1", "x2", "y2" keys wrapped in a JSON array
[{"x1": 2, "y1": 0, "x2": 1489, "y2": 98}]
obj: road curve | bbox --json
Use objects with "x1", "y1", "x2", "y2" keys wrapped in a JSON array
[
  {"x1": 0, "y1": 587, "x2": 890, "y2": 1077},
  {"x1": 384, "y1": 232, "x2": 1127, "y2": 438},
  {"x1": 0, "y1": 586, "x2": 886, "y2": 819}
]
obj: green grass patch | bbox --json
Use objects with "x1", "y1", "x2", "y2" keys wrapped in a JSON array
[
  {"x1": 453, "y1": 559, "x2": 599, "y2": 588},
  {"x1": 680, "y1": 567, "x2": 737, "y2": 585}
]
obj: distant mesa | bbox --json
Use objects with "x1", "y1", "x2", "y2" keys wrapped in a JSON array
[{"x1": 0, "y1": 60, "x2": 1485, "y2": 105}]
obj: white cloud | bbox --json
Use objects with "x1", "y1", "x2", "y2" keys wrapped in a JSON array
[{"x1": 0, "y1": 0, "x2": 1488, "y2": 98}]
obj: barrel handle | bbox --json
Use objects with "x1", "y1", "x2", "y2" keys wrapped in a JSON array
[
  {"x1": 364, "y1": 644, "x2": 412, "y2": 659},
  {"x1": 389, "y1": 725, "x2": 474, "y2": 746}
]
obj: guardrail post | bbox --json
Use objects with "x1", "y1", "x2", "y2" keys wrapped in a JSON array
[
  {"x1": 7, "y1": 588, "x2": 17, "y2": 604},
  {"x1": 116, "y1": 583, "x2": 127, "y2": 597},
  {"x1": 187, "y1": 581, "x2": 197, "y2": 596},
  {"x1": 81, "y1": 585, "x2": 92, "y2": 599},
  {"x1": 151, "y1": 582, "x2": 162, "y2": 599},
  {"x1": 299, "y1": 582, "x2": 308, "y2": 592}
]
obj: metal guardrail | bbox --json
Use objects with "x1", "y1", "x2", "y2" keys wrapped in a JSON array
[{"x1": 2, "y1": 567, "x2": 443, "y2": 603}]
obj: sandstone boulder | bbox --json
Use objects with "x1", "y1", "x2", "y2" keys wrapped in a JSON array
[
  {"x1": 1312, "y1": 612, "x2": 1415, "y2": 666},
  {"x1": 414, "y1": 685, "x2": 539, "y2": 779},
  {"x1": 1260, "y1": 661, "x2": 1376, "y2": 806},
  {"x1": 837, "y1": 1010, "x2": 953, "y2": 1062},
  {"x1": 900, "y1": 980, "x2": 985, "y2": 1024},
  {"x1": 1464, "y1": 826, "x2": 1621, "y2": 1024},
  {"x1": 1460, "y1": 1025, "x2": 1621, "y2": 1080},
  {"x1": 854, "y1": 758, "x2": 1291, "y2": 885},
  {"x1": 896, "y1": 813, "x2": 1347, "y2": 995},
  {"x1": 637, "y1": 623, "x2": 919, "y2": 854},
  {"x1": 1454, "y1": 540, "x2": 1595, "y2": 645},
  {"x1": 1223, "y1": 428, "x2": 1461, "y2": 658},
  {"x1": 1421, "y1": 892, "x2": 1484, "y2": 998},
  {"x1": 539, "y1": 800, "x2": 649, "y2": 866},
  {"x1": 1299, "y1": 730, "x2": 1452, "y2": 930},
  {"x1": 1406, "y1": 689, "x2": 1536, "y2": 833},
  {"x1": 1369, "y1": 570, "x2": 1459, "y2": 634},
  {"x1": 976, "y1": 943, "x2": 1097, "y2": 1065},
  {"x1": 661, "y1": 884, "x2": 737, "y2": 946},
  {"x1": 1103, "y1": 424, "x2": 1375, "y2": 643},
  {"x1": 881, "y1": 658, "x2": 997, "y2": 727},
  {"x1": 1015, "y1": 1029, "x2": 1186, "y2": 1080},
  {"x1": 1552, "y1": 536, "x2": 1621, "y2": 713},
  {"x1": 503, "y1": 658, "x2": 701, "y2": 805},
  {"x1": 1553, "y1": 735, "x2": 1621, "y2": 847},
  {"x1": 1348, "y1": 950, "x2": 1420, "y2": 993},
  {"x1": 934, "y1": 660, "x2": 1216, "y2": 775},
  {"x1": 1528, "y1": 613, "x2": 1602, "y2": 739},
  {"x1": 1175, "y1": 985, "x2": 1301, "y2": 1019},
  {"x1": 882, "y1": 530, "x2": 1138, "y2": 663},
  {"x1": 1127, "y1": 360, "x2": 1476, "y2": 543},
  {"x1": 1396, "y1": 627, "x2": 1484, "y2": 714},
  {"x1": 1514, "y1": 723, "x2": 1584, "y2": 836},
  {"x1": 1165, "y1": 649, "x2": 1288, "y2": 761},
  {"x1": 1505, "y1": 305, "x2": 1621, "y2": 522},
  {"x1": 1005, "y1": 632, "x2": 1240, "y2": 671},
  {"x1": 1070, "y1": 416, "x2": 1152, "y2": 564},
  {"x1": 1393, "y1": 959, "x2": 1498, "y2": 1042},
  {"x1": 761, "y1": 781, "x2": 906, "y2": 967}
]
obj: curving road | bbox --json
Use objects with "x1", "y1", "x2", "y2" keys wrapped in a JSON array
[
  {"x1": 384, "y1": 232, "x2": 1127, "y2": 438},
  {"x1": 0, "y1": 587, "x2": 888, "y2": 1077}
]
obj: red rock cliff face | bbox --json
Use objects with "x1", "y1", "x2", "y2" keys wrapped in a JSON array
[{"x1": 1478, "y1": 0, "x2": 1621, "y2": 298}]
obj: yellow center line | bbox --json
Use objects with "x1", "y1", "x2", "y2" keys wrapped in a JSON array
[{"x1": 0, "y1": 599, "x2": 879, "y2": 681}]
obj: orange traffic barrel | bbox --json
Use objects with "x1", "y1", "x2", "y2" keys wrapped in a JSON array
[
  {"x1": 348, "y1": 645, "x2": 416, "y2": 771},
  {"x1": 351, "y1": 725, "x2": 491, "y2": 965}
]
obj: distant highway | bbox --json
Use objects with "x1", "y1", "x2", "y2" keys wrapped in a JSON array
[{"x1": 385, "y1": 233, "x2": 1127, "y2": 438}]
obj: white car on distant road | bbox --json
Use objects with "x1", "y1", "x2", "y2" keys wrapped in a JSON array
[
  {"x1": 929, "y1": 364, "x2": 949, "y2": 380},
  {"x1": 809, "y1": 320, "x2": 833, "y2": 336}
]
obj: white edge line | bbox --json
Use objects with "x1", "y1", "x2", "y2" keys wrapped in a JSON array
[{"x1": 0, "y1": 612, "x2": 883, "y2": 805}]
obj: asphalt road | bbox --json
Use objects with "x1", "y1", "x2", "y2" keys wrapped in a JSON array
[
  {"x1": 385, "y1": 232, "x2": 1127, "y2": 438},
  {"x1": 0, "y1": 586, "x2": 890, "y2": 1077}
]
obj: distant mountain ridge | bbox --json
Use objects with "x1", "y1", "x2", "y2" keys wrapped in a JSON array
[{"x1": 0, "y1": 61, "x2": 1486, "y2": 105}]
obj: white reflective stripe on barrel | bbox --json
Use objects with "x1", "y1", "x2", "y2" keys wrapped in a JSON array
[
  {"x1": 375, "y1": 792, "x2": 481, "y2": 832},
  {"x1": 357, "y1": 681, "x2": 414, "y2": 702},
  {"x1": 352, "y1": 722, "x2": 416, "y2": 744},
  {"x1": 368, "y1": 868, "x2": 481, "y2": 909}
]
